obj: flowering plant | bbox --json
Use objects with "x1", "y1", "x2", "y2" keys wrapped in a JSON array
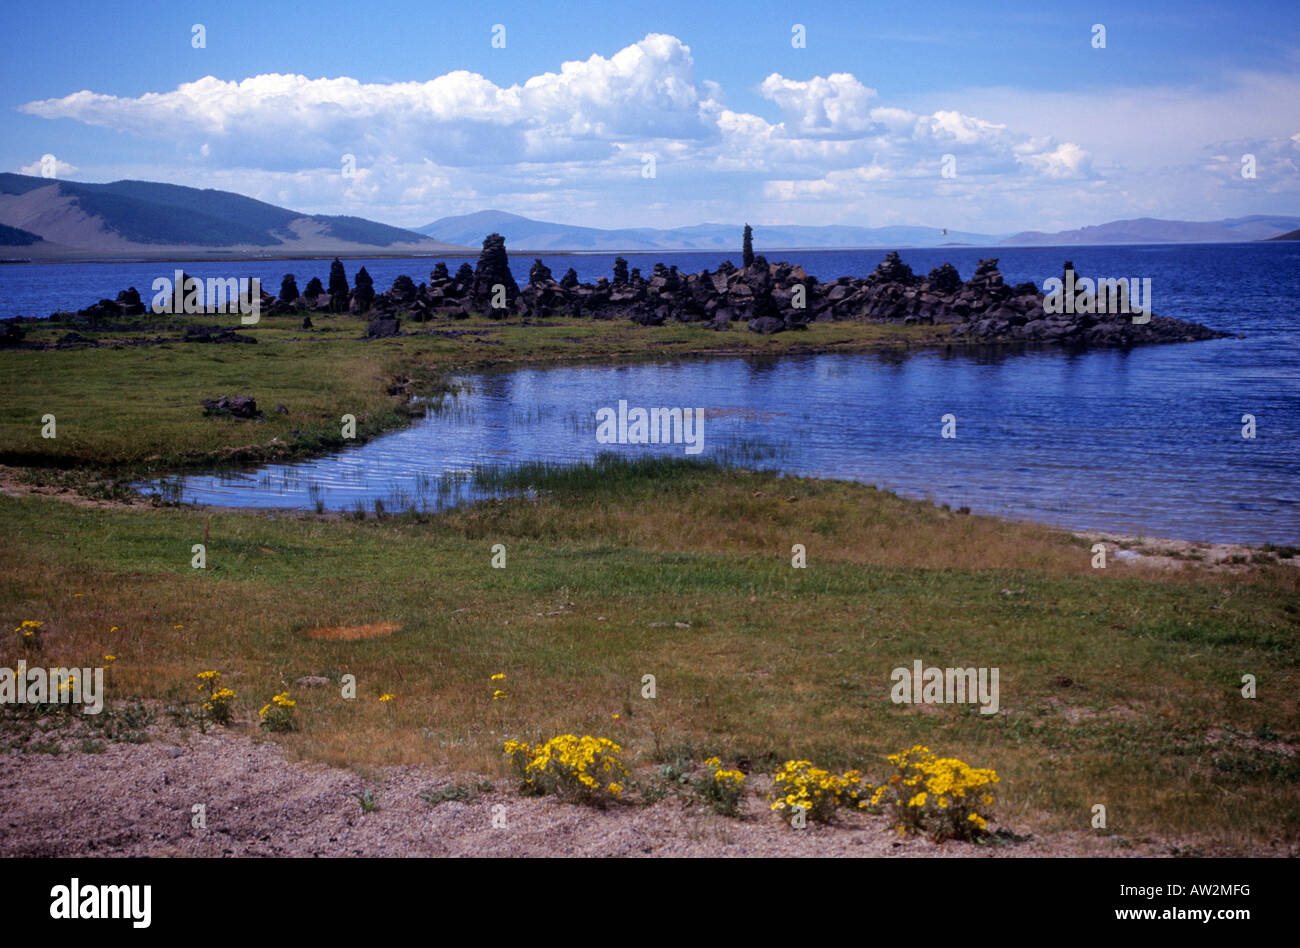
[
  {"x1": 504, "y1": 734, "x2": 628, "y2": 806},
  {"x1": 871, "y1": 744, "x2": 998, "y2": 841},
  {"x1": 258, "y1": 691, "x2": 297, "y2": 732},
  {"x1": 16, "y1": 620, "x2": 43, "y2": 649},
  {"x1": 769, "y1": 759, "x2": 872, "y2": 824},
  {"x1": 196, "y1": 671, "x2": 234, "y2": 727},
  {"x1": 697, "y1": 757, "x2": 746, "y2": 817}
]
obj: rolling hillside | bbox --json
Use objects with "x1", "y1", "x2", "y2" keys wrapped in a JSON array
[{"x1": 0, "y1": 174, "x2": 469, "y2": 259}]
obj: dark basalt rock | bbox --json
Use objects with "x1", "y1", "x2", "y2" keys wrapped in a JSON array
[
  {"x1": 115, "y1": 287, "x2": 145, "y2": 316},
  {"x1": 528, "y1": 259, "x2": 554, "y2": 286},
  {"x1": 867, "y1": 251, "x2": 921, "y2": 287},
  {"x1": 183, "y1": 327, "x2": 257, "y2": 344},
  {"x1": 747, "y1": 315, "x2": 786, "y2": 335},
  {"x1": 472, "y1": 233, "x2": 519, "y2": 312},
  {"x1": 56, "y1": 331, "x2": 96, "y2": 348},
  {"x1": 202, "y1": 395, "x2": 261, "y2": 419},
  {"x1": 0, "y1": 321, "x2": 27, "y2": 347},
  {"x1": 364, "y1": 317, "x2": 401, "y2": 339},
  {"x1": 388, "y1": 274, "x2": 416, "y2": 304},
  {"x1": 925, "y1": 263, "x2": 963, "y2": 294}
]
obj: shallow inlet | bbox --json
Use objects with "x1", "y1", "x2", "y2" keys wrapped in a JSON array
[{"x1": 144, "y1": 343, "x2": 1300, "y2": 546}]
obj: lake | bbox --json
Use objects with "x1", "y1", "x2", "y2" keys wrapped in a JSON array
[{"x1": 6, "y1": 242, "x2": 1298, "y2": 543}]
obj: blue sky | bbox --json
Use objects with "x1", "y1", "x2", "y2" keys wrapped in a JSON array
[{"x1": 2, "y1": 0, "x2": 1298, "y2": 232}]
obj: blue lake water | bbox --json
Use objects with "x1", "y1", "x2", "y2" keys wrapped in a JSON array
[{"x1": 5, "y1": 243, "x2": 1298, "y2": 543}]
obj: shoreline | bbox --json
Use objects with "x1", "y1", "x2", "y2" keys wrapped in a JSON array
[
  {"x1": 5, "y1": 237, "x2": 1295, "y2": 267},
  {"x1": 3, "y1": 461, "x2": 1295, "y2": 565}
]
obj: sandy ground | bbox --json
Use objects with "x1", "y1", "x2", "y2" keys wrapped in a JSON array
[
  {"x1": 1077, "y1": 531, "x2": 1297, "y2": 572},
  {"x1": 1, "y1": 715, "x2": 1280, "y2": 858}
]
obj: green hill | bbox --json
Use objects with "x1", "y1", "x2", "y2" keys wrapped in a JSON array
[
  {"x1": 0, "y1": 222, "x2": 43, "y2": 246},
  {"x1": 0, "y1": 173, "x2": 464, "y2": 251}
]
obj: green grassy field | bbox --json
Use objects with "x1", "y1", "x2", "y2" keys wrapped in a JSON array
[
  {"x1": 1, "y1": 456, "x2": 1296, "y2": 849},
  {"x1": 2, "y1": 312, "x2": 1297, "y2": 851}
]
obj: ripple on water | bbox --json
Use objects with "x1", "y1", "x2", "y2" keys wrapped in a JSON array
[{"x1": 140, "y1": 340, "x2": 1300, "y2": 545}]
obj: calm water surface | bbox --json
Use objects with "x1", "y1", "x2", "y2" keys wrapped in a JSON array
[{"x1": 6, "y1": 244, "x2": 1296, "y2": 543}]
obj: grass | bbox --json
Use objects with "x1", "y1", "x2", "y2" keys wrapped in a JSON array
[
  {"x1": 0, "y1": 699, "x2": 154, "y2": 753},
  {"x1": 419, "y1": 781, "x2": 494, "y2": 807},
  {"x1": 2, "y1": 459, "x2": 1297, "y2": 849}
]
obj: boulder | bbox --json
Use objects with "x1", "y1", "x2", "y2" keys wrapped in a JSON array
[
  {"x1": 0, "y1": 322, "x2": 27, "y2": 347},
  {"x1": 202, "y1": 395, "x2": 261, "y2": 419},
  {"x1": 364, "y1": 317, "x2": 401, "y2": 339},
  {"x1": 115, "y1": 287, "x2": 145, "y2": 316},
  {"x1": 56, "y1": 331, "x2": 96, "y2": 348},
  {"x1": 747, "y1": 316, "x2": 786, "y2": 334},
  {"x1": 183, "y1": 327, "x2": 257, "y2": 344}
]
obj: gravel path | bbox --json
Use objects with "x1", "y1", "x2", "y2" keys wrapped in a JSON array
[{"x1": 0, "y1": 723, "x2": 1251, "y2": 858}]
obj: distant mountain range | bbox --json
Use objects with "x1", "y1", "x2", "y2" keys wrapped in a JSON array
[
  {"x1": 2, "y1": 174, "x2": 1297, "y2": 258},
  {"x1": 0, "y1": 174, "x2": 468, "y2": 259},
  {"x1": 419, "y1": 209, "x2": 1300, "y2": 251},
  {"x1": 416, "y1": 210, "x2": 1002, "y2": 251},
  {"x1": 1000, "y1": 215, "x2": 1300, "y2": 246}
]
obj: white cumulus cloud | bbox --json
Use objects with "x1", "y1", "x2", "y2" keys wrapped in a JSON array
[
  {"x1": 18, "y1": 155, "x2": 79, "y2": 177},
  {"x1": 757, "y1": 72, "x2": 878, "y2": 136}
]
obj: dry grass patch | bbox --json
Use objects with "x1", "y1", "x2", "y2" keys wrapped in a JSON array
[{"x1": 304, "y1": 622, "x2": 401, "y2": 641}]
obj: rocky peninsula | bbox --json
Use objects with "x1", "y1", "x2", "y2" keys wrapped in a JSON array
[{"x1": 9, "y1": 231, "x2": 1227, "y2": 349}]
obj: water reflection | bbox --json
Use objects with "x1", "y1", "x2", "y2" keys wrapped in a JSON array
[{"x1": 143, "y1": 345, "x2": 1300, "y2": 544}]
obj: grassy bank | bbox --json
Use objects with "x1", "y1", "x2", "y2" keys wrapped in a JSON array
[
  {"x1": 1, "y1": 311, "x2": 958, "y2": 473},
  {"x1": 2, "y1": 457, "x2": 1296, "y2": 850}
]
